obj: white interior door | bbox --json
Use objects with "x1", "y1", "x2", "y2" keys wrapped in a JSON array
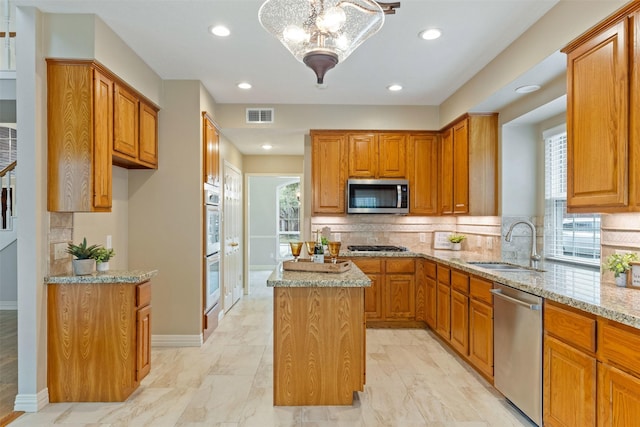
[{"x1": 223, "y1": 162, "x2": 243, "y2": 310}]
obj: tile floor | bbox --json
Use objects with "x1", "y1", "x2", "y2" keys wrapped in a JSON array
[{"x1": 9, "y1": 271, "x2": 535, "y2": 426}]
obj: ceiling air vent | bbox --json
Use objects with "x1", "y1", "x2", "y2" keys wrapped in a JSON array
[{"x1": 246, "y1": 108, "x2": 274, "y2": 124}]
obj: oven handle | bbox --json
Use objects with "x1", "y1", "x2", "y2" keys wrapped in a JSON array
[{"x1": 490, "y1": 289, "x2": 541, "y2": 311}]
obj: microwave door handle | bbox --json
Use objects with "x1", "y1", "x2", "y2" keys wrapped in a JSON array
[{"x1": 397, "y1": 185, "x2": 401, "y2": 208}]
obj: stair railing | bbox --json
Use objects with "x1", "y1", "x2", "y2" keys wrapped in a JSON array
[{"x1": 0, "y1": 160, "x2": 16, "y2": 230}]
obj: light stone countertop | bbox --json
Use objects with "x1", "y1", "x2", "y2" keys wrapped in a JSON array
[
  {"x1": 45, "y1": 269, "x2": 158, "y2": 284},
  {"x1": 267, "y1": 262, "x2": 371, "y2": 288},
  {"x1": 343, "y1": 246, "x2": 640, "y2": 329}
]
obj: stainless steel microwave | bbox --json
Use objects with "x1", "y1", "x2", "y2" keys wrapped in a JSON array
[{"x1": 346, "y1": 179, "x2": 409, "y2": 214}]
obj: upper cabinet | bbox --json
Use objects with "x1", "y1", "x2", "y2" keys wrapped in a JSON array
[
  {"x1": 347, "y1": 132, "x2": 407, "y2": 179},
  {"x1": 47, "y1": 59, "x2": 159, "y2": 212},
  {"x1": 203, "y1": 112, "x2": 220, "y2": 187},
  {"x1": 408, "y1": 133, "x2": 439, "y2": 215},
  {"x1": 311, "y1": 130, "x2": 347, "y2": 215},
  {"x1": 439, "y1": 114, "x2": 498, "y2": 216},
  {"x1": 563, "y1": 2, "x2": 640, "y2": 212}
]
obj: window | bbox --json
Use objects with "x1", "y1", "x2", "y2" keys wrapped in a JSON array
[
  {"x1": 277, "y1": 180, "x2": 300, "y2": 258},
  {"x1": 544, "y1": 129, "x2": 600, "y2": 264}
]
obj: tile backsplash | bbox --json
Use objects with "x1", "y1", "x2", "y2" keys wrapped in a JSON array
[{"x1": 48, "y1": 212, "x2": 73, "y2": 276}]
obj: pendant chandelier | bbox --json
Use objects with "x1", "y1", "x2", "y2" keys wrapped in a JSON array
[{"x1": 259, "y1": 0, "x2": 400, "y2": 84}]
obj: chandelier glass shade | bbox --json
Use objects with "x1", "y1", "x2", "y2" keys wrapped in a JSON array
[{"x1": 258, "y1": 0, "x2": 386, "y2": 84}]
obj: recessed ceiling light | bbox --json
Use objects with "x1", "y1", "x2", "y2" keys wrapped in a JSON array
[
  {"x1": 515, "y1": 84, "x2": 541, "y2": 94},
  {"x1": 418, "y1": 28, "x2": 442, "y2": 40},
  {"x1": 387, "y1": 84, "x2": 403, "y2": 91},
  {"x1": 262, "y1": 144, "x2": 273, "y2": 150},
  {"x1": 209, "y1": 25, "x2": 230, "y2": 37},
  {"x1": 237, "y1": 82, "x2": 252, "y2": 90}
]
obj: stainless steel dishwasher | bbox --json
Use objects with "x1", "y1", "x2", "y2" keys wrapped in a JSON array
[{"x1": 491, "y1": 283, "x2": 543, "y2": 426}]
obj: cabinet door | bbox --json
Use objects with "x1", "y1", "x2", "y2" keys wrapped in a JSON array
[
  {"x1": 92, "y1": 70, "x2": 113, "y2": 210},
  {"x1": 312, "y1": 132, "x2": 347, "y2": 214},
  {"x1": 469, "y1": 299, "x2": 493, "y2": 378},
  {"x1": 436, "y1": 282, "x2": 451, "y2": 339},
  {"x1": 425, "y1": 276, "x2": 437, "y2": 329},
  {"x1": 138, "y1": 102, "x2": 158, "y2": 167},
  {"x1": 136, "y1": 304, "x2": 151, "y2": 381},
  {"x1": 566, "y1": 20, "x2": 628, "y2": 210},
  {"x1": 378, "y1": 133, "x2": 407, "y2": 178},
  {"x1": 114, "y1": 83, "x2": 139, "y2": 159},
  {"x1": 450, "y1": 289, "x2": 469, "y2": 354},
  {"x1": 409, "y1": 133, "x2": 439, "y2": 215},
  {"x1": 452, "y1": 119, "x2": 469, "y2": 214},
  {"x1": 439, "y1": 128, "x2": 454, "y2": 214},
  {"x1": 598, "y1": 362, "x2": 640, "y2": 427},
  {"x1": 364, "y1": 273, "x2": 383, "y2": 320},
  {"x1": 384, "y1": 274, "x2": 415, "y2": 319},
  {"x1": 203, "y1": 113, "x2": 220, "y2": 185},
  {"x1": 415, "y1": 260, "x2": 426, "y2": 322},
  {"x1": 543, "y1": 335, "x2": 596, "y2": 427},
  {"x1": 348, "y1": 133, "x2": 377, "y2": 178}
]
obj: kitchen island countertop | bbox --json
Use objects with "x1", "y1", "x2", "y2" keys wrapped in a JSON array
[{"x1": 266, "y1": 263, "x2": 370, "y2": 288}]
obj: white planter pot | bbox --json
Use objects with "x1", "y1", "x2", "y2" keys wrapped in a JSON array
[
  {"x1": 72, "y1": 259, "x2": 95, "y2": 276},
  {"x1": 451, "y1": 242, "x2": 461, "y2": 251},
  {"x1": 615, "y1": 272, "x2": 627, "y2": 287},
  {"x1": 97, "y1": 261, "x2": 110, "y2": 272}
]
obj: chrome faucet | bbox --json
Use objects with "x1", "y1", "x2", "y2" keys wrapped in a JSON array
[{"x1": 505, "y1": 220, "x2": 542, "y2": 263}]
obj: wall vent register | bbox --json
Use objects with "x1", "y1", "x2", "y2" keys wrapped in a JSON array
[{"x1": 246, "y1": 108, "x2": 274, "y2": 123}]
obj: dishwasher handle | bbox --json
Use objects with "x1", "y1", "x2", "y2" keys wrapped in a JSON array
[{"x1": 490, "y1": 288, "x2": 541, "y2": 311}]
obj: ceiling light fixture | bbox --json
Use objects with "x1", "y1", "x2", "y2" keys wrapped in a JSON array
[
  {"x1": 209, "y1": 25, "x2": 231, "y2": 37},
  {"x1": 418, "y1": 28, "x2": 441, "y2": 40},
  {"x1": 262, "y1": 144, "x2": 273, "y2": 150},
  {"x1": 237, "y1": 82, "x2": 252, "y2": 89},
  {"x1": 515, "y1": 84, "x2": 541, "y2": 94},
  {"x1": 387, "y1": 84, "x2": 402, "y2": 91},
  {"x1": 258, "y1": 0, "x2": 400, "y2": 84}
]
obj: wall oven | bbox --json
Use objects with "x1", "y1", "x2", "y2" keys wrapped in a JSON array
[
  {"x1": 204, "y1": 184, "x2": 221, "y2": 312},
  {"x1": 346, "y1": 179, "x2": 409, "y2": 214}
]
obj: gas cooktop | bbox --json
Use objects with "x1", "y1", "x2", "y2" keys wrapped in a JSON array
[{"x1": 347, "y1": 245, "x2": 408, "y2": 252}]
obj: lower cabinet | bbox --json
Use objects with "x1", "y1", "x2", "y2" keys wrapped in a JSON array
[
  {"x1": 468, "y1": 276, "x2": 493, "y2": 378},
  {"x1": 48, "y1": 280, "x2": 152, "y2": 402},
  {"x1": 450, "y1": 289, "x2": 469, "y2": 355},
  {"x1": 435, "y1": 265, "x2": 451, "y2": 339},
  {"x1": 598, "y1": 362, "x2": 640, "y2": 426}
]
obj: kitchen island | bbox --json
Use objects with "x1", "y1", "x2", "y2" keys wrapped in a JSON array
[{"x1": 267, "y1": 262, "x2": 371, "y2": 406}]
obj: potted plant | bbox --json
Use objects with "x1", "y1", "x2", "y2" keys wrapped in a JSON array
[
  {"x1": 93, "y1": 247, "x2": 115, "y2": 272},
  {"x1": 448, "y1": 233, "x2": 466, "y2": 251},
  {"x1": 604, "y1": 252, "x2": 639, "y2": 286},
  {"x1": 66, "y1": 237, "x2": 100, "y2": 275}
]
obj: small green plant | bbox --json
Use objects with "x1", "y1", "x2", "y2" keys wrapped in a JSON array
[
  {"x1": 66, "y1": 237, "x2": 100, "y2": 260},
  {"x1": 604, "y1": 252, "x2": 639, "y2": 278},
  {"x1": 447, "y1": 233, "x2": 466, "y2": 244},
  {"x1": 93, "y1": 247, "x2": 115, "y2": 263}
]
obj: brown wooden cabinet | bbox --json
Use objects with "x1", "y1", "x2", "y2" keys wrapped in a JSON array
[
  {"x1": 415, "y1": 259, "x2": 426, "y2": 322},
  {"x1": 408, "y1": 133, "x2": 439, "y2": 215},
  {"x1": 47, "y1": 280, "x2": 152, "y2": 402},
  {"x1": 468, "y1": 276, "x2": 493, "y2": 379},
  {"x1": 347, "y1": 132, "x2": 407, "y2": 179},
  {"x1": 435, "y1": 264, "x2": 451, "y2": 339},
  {"x1": 598, "y1": 362, "x2": 640, "y2": 426},
  {"x1": 562, "y1": 2, "x2": 640, "y2": 212},
  {"x1": 353, "y1": 258, "x2": 384, "y2": 321},
  {"x1": 47, "y1": 60, "x2": 113, "y2": 212},
  {"x1": 450, "y1": 269, "x2": 470, "y2": 356},
  {"x1": 424, "y1": 261, "x2": 437, "y2": 329},
  {"x1": 439, "y1": 114, "x2": 497, "y2": 215},
  {"x1": 311, "y1": 130, "x2": 347, "y2": 214},
  {"x1": 138, "y1": 102, "x2": 159, "y2": 167},
  {"x1": 203, "y1": 112, "x2": 220, "y2": 186}
]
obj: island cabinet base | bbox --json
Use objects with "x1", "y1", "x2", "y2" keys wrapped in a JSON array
[{"x1": 273, "y1": 286, "x2": 365, "y2": 406}]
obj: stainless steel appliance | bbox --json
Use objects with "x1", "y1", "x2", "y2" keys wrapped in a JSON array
[
  {"x1": 491, "y1": 283, "x2": 543, "y2": 426},
  {"x1": 346, "y1": 179, "x2": 409, "y2": 214},
  {"x1": 204, "y1": 183, "x2": 221, "y2": 312}
]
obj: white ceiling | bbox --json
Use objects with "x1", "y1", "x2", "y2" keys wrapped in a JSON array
[{"x1": 15, "y1": 0, "x2": 566, "y2": 154}]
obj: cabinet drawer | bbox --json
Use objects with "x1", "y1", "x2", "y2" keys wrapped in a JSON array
[
  {"x1": 469, "y1": 276, "x2": 493, "y2": 305},
  {"x1": 451, "y1": 270, "x2": 469, "y2": 294},
  {"x1": 424, "y1": 260, "x2": 437, "y2": 279},
  {"x1": 136, "y1": 281, "x2": 152, "y2": 308},
  {"x1": 352, "y1": 258, "x2": 382, "y2": 274},
  {"x1": 599, "y1": 318, "x2": 640, "y2": 377},
  {"x1": 437, "y1": 265, "x2": 450, "y2": 286},
  {"x1": 544, "y1": 301, "x2": 596, "y2": 353},
  {"x1": 386, "y1": 258, "x2": 415, "y2": 274}
]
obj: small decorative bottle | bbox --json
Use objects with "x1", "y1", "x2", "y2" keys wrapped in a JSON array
[{"x1": 313, "y1": 230, "x2": 325, "y2": 263}]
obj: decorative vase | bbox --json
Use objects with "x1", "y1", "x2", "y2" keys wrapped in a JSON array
[
  {"x1": 72, "y1": 259, "x2": 95, "y2": 276},
  {"x1": 615, "y1": 272, "x2": 627, "y2": 287},
  {"x1": 452, "y1": 242, "x2": 461, "y2": 251},
  {"x1": 97, "y1": 261, "x2": 110, "y2": 272}
]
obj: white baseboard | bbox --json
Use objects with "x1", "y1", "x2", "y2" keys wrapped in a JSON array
[
  {"x1": 14, "y1": 388, "x2": 49, "y2": 412},
  {"x1": 0, "y1": 301, "x2": 17, "y2": 310},
  {"x1": 152, "y1": 334, "x2": 202, "y2": 347},
  {"x1": 250, "y1": 265, "x2": 277, "y2": 271}
]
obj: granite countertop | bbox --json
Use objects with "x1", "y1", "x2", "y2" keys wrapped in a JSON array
[
  {"x1": 344, "y1": 247, "x2": 640, "y2": 329},
  {"x1": 45, "y1": 269, "x2": 158, "y2": 284},
  {"x1": 267, "y1": 262, "x2": 371, "y2": 288}
]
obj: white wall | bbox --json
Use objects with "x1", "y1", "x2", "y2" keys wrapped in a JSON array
[
  {"x1": 0, "y1": 239, "x2": 17, "y2": 309},
  {"x1": 501, "y1": 124, "x2": 540, "y2": 216}
]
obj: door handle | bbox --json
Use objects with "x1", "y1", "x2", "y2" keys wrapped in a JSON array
[{"x1": 229, "y1": 242, "x2": 239, "y2": 247}]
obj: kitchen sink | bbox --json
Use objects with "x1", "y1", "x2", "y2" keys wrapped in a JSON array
[{"x1": 467, "y1": 262, "x2": 544, "y2": 273}]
